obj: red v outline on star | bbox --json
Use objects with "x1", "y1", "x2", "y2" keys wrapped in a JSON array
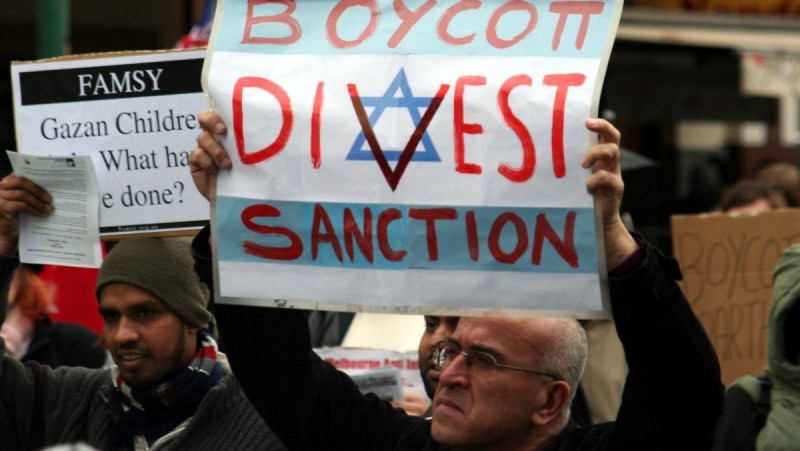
[{"x1": 348, "y1": 83, "x2": 450, "y2": 191}]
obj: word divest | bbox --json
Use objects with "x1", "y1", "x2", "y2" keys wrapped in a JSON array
[{"x1": 205, "y1": 0, "x2": 623, "y2": 316}]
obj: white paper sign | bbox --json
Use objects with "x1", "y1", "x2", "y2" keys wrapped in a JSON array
[
  {"x1": 11, "y1": 49, "x2": 210, "y2": 237},
  {"x1": 315, "y1": 347, "x2": 426, "y2": 401},
  {"x1": 205, "y1": 0, "x2": 623, "y2": 317},
  {"x1": 7, "y1": 152, "x2": 102, "y2": 268}
]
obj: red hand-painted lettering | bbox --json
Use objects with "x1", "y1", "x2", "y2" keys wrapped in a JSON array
[
  {"x1": 242, "y1": 0, "x2": 301, "y2": 45},
  {"x1": 532, "y1": 211, "x2": 578, "y2": 267},
  {"x1": 454, "y1": 75, "x2": 485, "y2": 175},
  {"x1": 311, "y1": 82, "x2": 324, "y2": 169},
  {"x1": 437, "y1": 0, "x2": 480, "y2": 45},
  {"x1": 232, "y1": 77, "x2": 293, "y2": 165},
  {"x1": 388, "y1": 0, "x2": 436, "y2": 48},
  {"x1": 465, "y1": 211, "x2": 480, "y2": 261},
  {"x1": 241, "y1": 204, "x2": 303, "y2": 260},
  {"x1": 487, "y1": 0, "x2": 537, "y2": 49},
  {"x1": 377, "y1": 208, "x2": 407, "y2": 262},
  {"x1": 488, "y1": 212, "x2": 529, "y2": 264},
  {"x1": 498, "y1": 74, "x2": 535, "y2": 182},
  {"x1": 550, "y1": 1, "x2": 604, "y2": 50},
  {"x1": 543, "y1": 73, "x2": 586, "y2": 178},
  {"x1": 312, "y1": 203, "x2": 344, "y2": 262},
  {"x1": 327, "y1": 0, "x2": 379, "y2": 49},
  {"x1": 344, "y1": 207, "x2": 374, "y2": 263},
  {"x1": 409, "y1": 208, "x2": 458, "y2": 261}
]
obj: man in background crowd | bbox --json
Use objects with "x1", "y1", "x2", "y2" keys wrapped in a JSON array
[
  {"x1": 390, "y1": 315, "x2": 459, "y2": 417},
  {"x1": 0, "y1": 174, "x2": 284, "y2": 450}
]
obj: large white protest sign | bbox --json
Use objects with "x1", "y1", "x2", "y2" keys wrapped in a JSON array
[
  {"x1": 204, "y1": 0, "x2": 623, "y2": 316},
  {"x1": 12, "y1": 49, "x2": 209, "y2": 237}
]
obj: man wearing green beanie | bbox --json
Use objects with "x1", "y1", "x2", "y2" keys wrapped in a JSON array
[{"x1": 0, "y1": 175, "x2": 286, "y2": 451}]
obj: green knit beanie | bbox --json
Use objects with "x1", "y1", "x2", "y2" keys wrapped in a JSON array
[{"x1": 95, "y1": 237, "x2": 211, "y2": 328}]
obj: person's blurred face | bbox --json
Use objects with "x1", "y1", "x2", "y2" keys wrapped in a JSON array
[
  {"x1": 430, "y1": 317, "x2": 562, "y2": 450},
  {"x1": 99, "y1": 283, "x2": 198, "y2": 389},
  {"x1": 419, "y1": 316, "x2": 459, "y2": 399}
]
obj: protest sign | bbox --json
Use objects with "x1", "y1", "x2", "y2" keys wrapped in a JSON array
[
  {"x1": 314, "y1": 347, "x2": 425, "y2": 401},
  {"x1": 12, "y1": 49, "x2": 209, "y2": 238},
  {"x1": 671, "y1": 210, "x2": 800, "y2": 385},
  {"x1": 204, "y1": 0, "x2": 623, "y2": 316},
  {"x1": 8, "y1": 153, "x2": 103, "y2": 268}
]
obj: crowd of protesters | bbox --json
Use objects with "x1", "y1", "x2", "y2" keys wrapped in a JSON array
[
  {"x1": 4, "y1": 0, "x2": 800, "y2": 446},
  {"x1": 0, "y1": 104, "x2": 799, "y2": 449}
]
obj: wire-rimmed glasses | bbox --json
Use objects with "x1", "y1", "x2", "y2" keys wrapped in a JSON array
[{"x1": 432, "y1": 340, "x2": 560, "y2": 380}]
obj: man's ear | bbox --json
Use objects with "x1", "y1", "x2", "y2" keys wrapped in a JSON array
[
  {"x1": 531, "y1": 381, "x2": 571, "y2": 427},
  {"x1": 187, "y1": 324, "x2": 200, "y2": 337}
]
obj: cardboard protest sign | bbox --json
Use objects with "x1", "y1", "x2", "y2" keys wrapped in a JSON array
[
  {"x1": 671, "y1": 210, "x2": 800, "y2": 385},
  {"x1": 12, "y1": 49, "x2": 209, "y2": 238},
  {"x1": 204, "y1": 0, "x2": 623, "y2": 316}
]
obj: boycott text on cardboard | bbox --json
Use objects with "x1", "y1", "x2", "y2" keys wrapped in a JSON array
[
  {"x1": 11, "y1": 49, "x2": 210, "y2": 237},
  {"x1": 204, "y1": 0, "x2": 624, "y2": 316},
  {"x1": 671, "y1": 210, "x2": 800, "y2": 385}
]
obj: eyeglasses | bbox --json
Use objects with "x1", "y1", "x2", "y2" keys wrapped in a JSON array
[{"x1": 432, "y1": 340, "x2": 560, "y2": 380}]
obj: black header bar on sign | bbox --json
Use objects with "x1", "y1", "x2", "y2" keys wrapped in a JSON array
[{"x1": 18, "y1": 58, "x2": 203, "y2": 106}]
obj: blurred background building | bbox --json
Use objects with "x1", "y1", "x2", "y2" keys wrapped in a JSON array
[{"x1": 606, "y1": 0, "x2": 800, "y2": 252}]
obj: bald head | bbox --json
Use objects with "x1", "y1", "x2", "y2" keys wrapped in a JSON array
[{"x1": 456, "y1": 316, "x2": 587, "y2": 400}]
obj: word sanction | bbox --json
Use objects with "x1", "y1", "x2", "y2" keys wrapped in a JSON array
[{"x1": 231, "y1": 199, "x2": 593, "y2": 272}]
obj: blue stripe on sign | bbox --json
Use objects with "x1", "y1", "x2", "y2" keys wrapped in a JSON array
[
  {"x1": 214, "y1": 0, "x2": 615, "y2": 59},
  {"x1": 216, "y1": 196, "x2": 598, "y2": 274}
]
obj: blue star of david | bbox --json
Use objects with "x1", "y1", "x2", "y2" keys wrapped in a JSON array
[{"x1": 346, "y1": 69, "x2": 441, "y2": 162}]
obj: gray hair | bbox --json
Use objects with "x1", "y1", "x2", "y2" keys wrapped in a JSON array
[{"x1": 536, "y1": 319, "x2": 588, "y2": 419}]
